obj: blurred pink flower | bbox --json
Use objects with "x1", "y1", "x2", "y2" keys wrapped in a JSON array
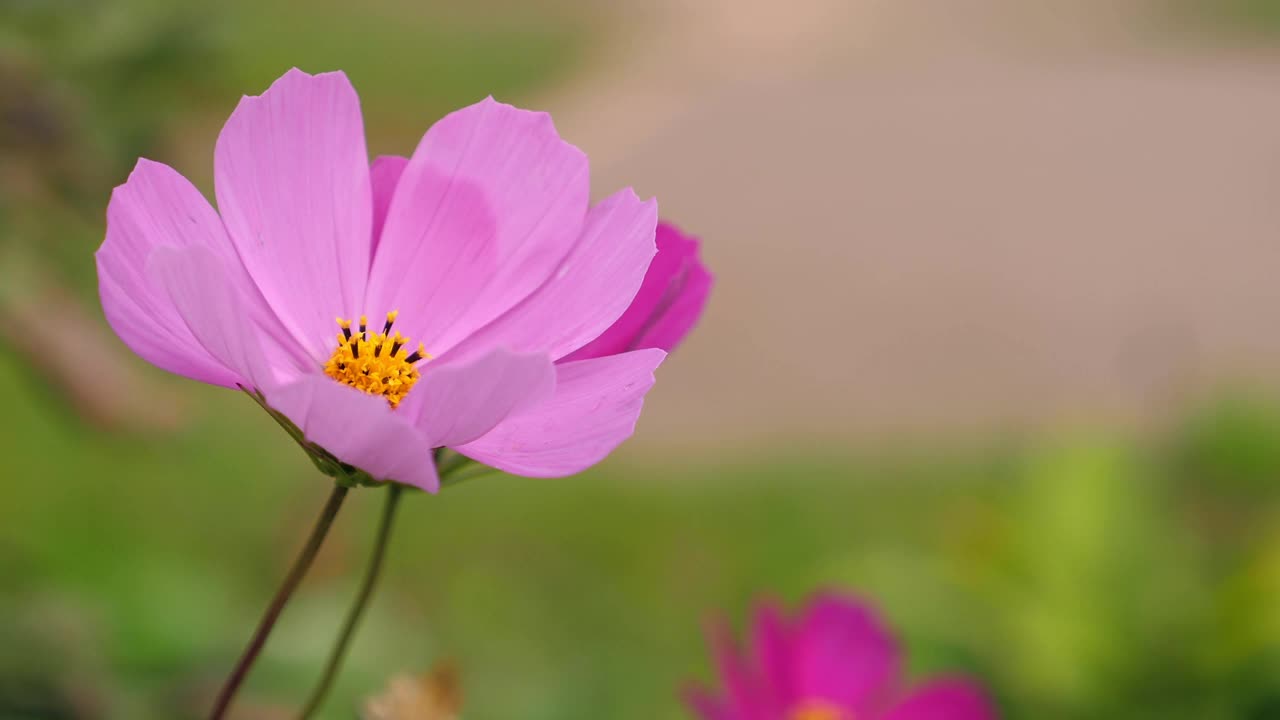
[
  {"x1": 96, "y1": 68, "x2": 691, "y2": 492},
  {"x1": 686, "y1": 593, "x2": 996, "y2": 720}
]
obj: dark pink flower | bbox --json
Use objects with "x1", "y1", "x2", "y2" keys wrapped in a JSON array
[
  {"x1": 96, "y1": 68, "x2": 708, "y2": 492},
  {"x1": 686, "y1": 593, "x2": 997, "y2": 720},
  {"x1": 564, "y1": 221, "x2": 712, "y2": 361}
]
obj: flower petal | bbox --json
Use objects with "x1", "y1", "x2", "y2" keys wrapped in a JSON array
[
  {"x1": 707, "y1": 617, "x2": 765, "y2": 720},
  {"x1": 880, "y1": 678, "x2": 997, "y2": 720},
  {"x1": 369, "y1": 154, "x2": 409, "y2": 257},
  {"x1": 443, "y1": 188, "x2": 657, "y2": 363},
  {"x1": 455, "y1": 349, "x2": 664, "y2": 477},
  {"x1": 565, "y1": 220, "x2": 712, "y2": 360},
  {"x1": 266, "y1": 374, "x2": 439, "y2": 492},
  {"x1": 398, "y1": 348, "x2": 555, "y2": 448},
  {"x1": 631, "y1": 232, "x2": 713, "y2": 353},
  {"x1": 365, "y1": 97, "x2": 589, "y2": 354},
  {"x1": 147, "y1": 245, "x2": 274, "y2": 389},
  {"x1": 215, "y1": 68, "x2": 372, "y2": 359},
  {"x1": 97, "y1": 159, "x2": 277, "y2": 387},
  {"x1": 793, "y1": 593, "x2": 901, "y2": 715},
  {"x1": 752, "y1": 601, "x2": 795, "y2": 714}
]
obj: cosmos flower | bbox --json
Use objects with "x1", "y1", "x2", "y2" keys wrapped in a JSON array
[
  {"x1": 687, "y1": 593, "x2": 996, "y2": 720},
  {"x1": 97, "y1": 68, "x2": 702, "y2": 492}
]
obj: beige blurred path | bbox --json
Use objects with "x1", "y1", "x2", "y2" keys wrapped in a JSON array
[{"x1": 544, "y1": 1, "x2": 1280, "y2": 448}]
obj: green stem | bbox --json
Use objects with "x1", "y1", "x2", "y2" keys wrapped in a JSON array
[
  {"x1": 433, "y1": 448, "x2": 473, "y2": 477},
  {"x1": 209, "y1": 483, "x2": 348, "y2": 720},
  {"x1": 298, "y1": 483, "x2": 405, "y2": 719},
  {"x1": 440, "y1": 462, "x2": 498, "y2": 488}
]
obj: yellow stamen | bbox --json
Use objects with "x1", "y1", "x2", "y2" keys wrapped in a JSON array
[
  {"x1": 323, "y1": 311, "x2": 431, "y2": 408},
  {"x1": 788, "y1": 701, "x2": 850, "y2": 720}
]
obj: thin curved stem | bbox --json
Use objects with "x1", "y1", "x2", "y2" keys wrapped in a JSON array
[
  {"x1": 433, "y1": 448, "x2": 472, "y2": 478},
  {"x1": 209, "y1": 483, "x2": 349, "y2": 720},
  {"x1": 440, "y1": 462, "x2": 497, "y2": 488},
  {"x1": 298, "y1": 483, "x2": 404, "y2": 719}
]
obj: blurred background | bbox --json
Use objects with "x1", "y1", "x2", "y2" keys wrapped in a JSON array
[{"x1": 5, "y1": 0, "x2": 1280, "y2": 718}]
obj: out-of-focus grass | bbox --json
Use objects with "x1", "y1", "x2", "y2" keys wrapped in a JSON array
[
  {"x1": 208, "y1": 0, "x2": 588, "y2": 154},
  {"x1": 1206, "y1": 0, "x2": 1280, "y2": 31},
  {"x1": 1169, "y1": 0, "x2": 1280, "y2": 38},
  {"x1": 6, "y1": 324, "x2": 1280, "y2": 719}
]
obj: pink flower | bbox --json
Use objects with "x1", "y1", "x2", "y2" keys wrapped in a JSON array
[
  {"x1": 686, "y1": 593, "x2": 997, "y2": 720},
  {"x1": 96, "y1": 68, "x2": 696, "y2": 492}
]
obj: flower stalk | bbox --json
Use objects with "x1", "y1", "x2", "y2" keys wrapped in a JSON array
[
  {"x1": 208, "y1": 483, "x2": 349, "y2": 720},
  {"x1": 299, "y1": 483, "x2": 405, "y2": 719},
  {"x1": 298, "y1": 454, "x2": 484, "y2": 718}
]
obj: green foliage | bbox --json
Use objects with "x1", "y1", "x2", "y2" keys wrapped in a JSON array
[
  {"x1": 1168, "y1": 0, "x2": 1280, "y2": 38},
  {"x1": 5, "y1": 325, "x2": 1280, "y2": 718},
  {"x1": 1170, "y1": 392, "x2": 1280, "y2": 495},
  {"x1": 1208, "y1": 0, "x2": 1280, "y2": 30}
]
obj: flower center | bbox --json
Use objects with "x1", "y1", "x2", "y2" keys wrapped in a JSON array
[
  {"x1": 322, "y1": 311, "x2": 430, "y2": 408},
  {"x1": 788, "y1": 701, "x2": 850, "y2": 720}
]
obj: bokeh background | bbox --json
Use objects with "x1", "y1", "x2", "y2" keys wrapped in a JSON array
[{"x1": 5, "y1": 0, "x2": 1280, "y2": 718}]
